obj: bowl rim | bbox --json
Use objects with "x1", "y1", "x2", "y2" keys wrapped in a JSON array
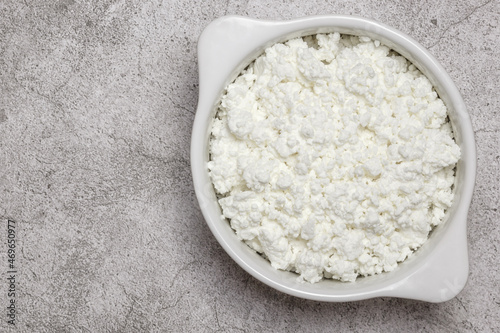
[{"x1": 191, "y1": 15, "x2": 476, "y2": 302}]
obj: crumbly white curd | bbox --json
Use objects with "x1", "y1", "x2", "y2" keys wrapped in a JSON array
[{"x1": 208, "y1": 33, "x2": 460, "y2": 283}]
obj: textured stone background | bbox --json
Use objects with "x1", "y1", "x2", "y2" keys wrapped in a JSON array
[{"x1": 0, "y1": 0, "x2": 499, "y2": 332}]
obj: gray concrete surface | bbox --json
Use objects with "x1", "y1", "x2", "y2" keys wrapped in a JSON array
[{"x1": 0, "y1": 0, "x2": 499, "y2": 332}]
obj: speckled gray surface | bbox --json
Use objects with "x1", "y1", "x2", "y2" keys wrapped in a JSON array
[{"x1": 0, "y1": 0, "x2": 499, "y2": 332}]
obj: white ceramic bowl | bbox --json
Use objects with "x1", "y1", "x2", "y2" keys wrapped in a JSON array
[{"x1": 191, "y1": 15, "x2": 476, "y2": 302}]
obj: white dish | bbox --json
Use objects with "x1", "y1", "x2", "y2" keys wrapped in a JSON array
[{"x1": 191, "y1": 15, "x2": 476, "y2": 302}]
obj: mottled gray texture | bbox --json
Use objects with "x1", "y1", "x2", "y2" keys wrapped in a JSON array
[{"x1": 0, "y1": 0, "x2": 498, "y2": 332}]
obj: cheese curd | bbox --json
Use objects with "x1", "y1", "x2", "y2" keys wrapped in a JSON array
[{"x1": 208, "y1": 33, "x2": 460, "y2": 283}]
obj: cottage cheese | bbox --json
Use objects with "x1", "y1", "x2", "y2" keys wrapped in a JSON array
[{"x1": 208, "y1": 33, "x2": 460, "y2": 283}]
